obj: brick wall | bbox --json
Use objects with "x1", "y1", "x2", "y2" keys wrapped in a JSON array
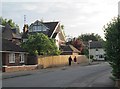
[{"x1": 2, "y1": 65, "x2": 38, "y2": 72}]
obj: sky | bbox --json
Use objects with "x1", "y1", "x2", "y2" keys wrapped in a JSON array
[{"x1": 2, "y1": 0, "x2": 120, "y2": 39}]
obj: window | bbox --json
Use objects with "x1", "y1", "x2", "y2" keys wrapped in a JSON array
[
  {"x1": 20, "y1": 53, "x2": 25, "y2": 63},
  {"x1": 23, "y1": 39, "x2": 28, "y2": 42},
  {"x1": 9, "y1": 53, "x2": 15, "y2": 63},
  {"x1": 96, "y1": 49, "x2": 98, "y2": 51},
  {"x1": 33, "y1": 25, "x2": 42, "y2": 31},
  {"x1": 99, "y1": 55, "x2": 104, "y2": 58},
  {"x1": 42, "y1": 28, "x2": 47, "y2": 31}
]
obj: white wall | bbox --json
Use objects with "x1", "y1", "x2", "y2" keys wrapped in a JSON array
[
  {"x1": 55, "y1": 33, "x2": 60, "y2": 49},
  {"x1": 90, "y1": 48, "x2": 105, "y2": 60}
]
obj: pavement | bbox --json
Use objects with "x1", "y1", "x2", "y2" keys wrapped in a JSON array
[{"x1": 2, "y1": 61, "x2": 116, "y2": 87}]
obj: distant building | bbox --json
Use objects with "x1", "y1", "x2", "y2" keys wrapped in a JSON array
[
  {"x1": 22, "y1": 20, "x2": 66, "y2": 49},
  {"x1": 60, "y1": 45, "x2": 80, "y2": 55},
  {"x1": 89, "y1": 41, "x2": 105, "y2": 61}
]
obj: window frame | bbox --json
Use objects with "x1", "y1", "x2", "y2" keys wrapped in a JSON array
[
  {"x1": 9, "y1": 53, "x2": 15, "y2": 63},
  {"x1": 20, "y1": 53, "x2": 25, "y2": 63}
]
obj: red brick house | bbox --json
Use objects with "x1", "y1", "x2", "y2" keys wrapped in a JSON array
[{"x1": 1, "y1": 38, "x2": 28, "y2": 72}]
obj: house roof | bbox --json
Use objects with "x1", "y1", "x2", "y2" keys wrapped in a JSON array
[
  {"x1": 90, "y1": 41, "x2": 103, "y2": 49},
  {"x1": 60, "y1": 45, "x2": 80, "y2": 53},
  {"x1": 2, "y1": 24, "x2": 21, "y2": 40},
  {"x1": 83, "y1": 41, "x2": 103, "y2": 49},
  {"x1": 22, "y1": 32, "x2": 28, "y2": 38},
  {"x1": 43, "y1": 22, "x2": 59, "y2": 37},
  {"x1": 22, "y1": 21, "x2": 59, "y2": 39},
  {"x1": 2, "y1": 38, "x2": 26, "y2": 52},
  {"x1": 52, "y1": 33, "x2": 58, "y2": 38}
]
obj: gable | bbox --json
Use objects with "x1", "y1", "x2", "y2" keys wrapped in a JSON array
[
  {"x1": 2, "y1": 26, "x2": 13, "y2": 40},
  {"x1": 29, "y1": 20, "x2": 49, "y2": 32},
  {"x1": 43, "y1": 22, "x2": 59, "y2": 37},
  {"x1": 2, "y1": 24, "x2": 21, "y2": 40}
]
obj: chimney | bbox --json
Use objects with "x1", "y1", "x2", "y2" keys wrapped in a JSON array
[{"x1": 23, "y1": 24, "x2": 28, "y2": 33}]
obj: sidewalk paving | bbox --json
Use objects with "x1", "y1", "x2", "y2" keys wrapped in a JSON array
[{"x1": 2, "y1": 70, "x2": 39, "y2": 79}]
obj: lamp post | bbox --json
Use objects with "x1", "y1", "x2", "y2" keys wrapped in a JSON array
[{"x1": 88, "y1": 40, "x2": 92, "y2": 64}]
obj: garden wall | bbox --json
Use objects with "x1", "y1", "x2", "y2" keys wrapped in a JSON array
[{"x1": 38, "y1": 55, "x2": 88, "y2": 68}]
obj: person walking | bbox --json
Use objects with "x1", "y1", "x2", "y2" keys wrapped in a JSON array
[
  {"x1": 74, "y1": 56, "x2": 77, "y2": 62},
  {"x1": 68, "y1": 56, "x2": 72, "y2": 66}
]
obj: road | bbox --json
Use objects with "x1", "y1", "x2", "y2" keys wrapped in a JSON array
[{"x1": 2, "y1": 62, "x2": 113, "y2": 87}]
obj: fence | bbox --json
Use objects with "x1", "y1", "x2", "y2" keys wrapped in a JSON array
[{"x1": 38, "y1": 55, "x2": 88, "y2": 68}]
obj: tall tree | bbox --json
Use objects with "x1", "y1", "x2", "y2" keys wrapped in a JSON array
[
  {"x1": 78, "y1": 33, "x2": 104, "y2": 42},
  {"x1": 21, "y1": 33, "x2": 61, "y2": 55},
  {"x1": 71, "y1": 38, "x2": 84, "y2": 52},
  {"x1": 104, "y1": 16, "x2": 120, "y2": 79}
]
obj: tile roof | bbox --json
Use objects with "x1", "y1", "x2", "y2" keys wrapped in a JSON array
[
  {"x1": 22, "y1": 21, "x2": 59, "y2": 39},
  {"x1": 60, "y1": 45, "x2": 80, "y2": 53},
  {"x1": 52, "y1": 33, "x2": 58, "y2": 38},
  {"x1": 2, "y1": 24, "x2": 21, "y2": 39},
  {"x1": 83, "y1": 41, "x2": 103, "y2": 49},
  {"x1": 2, "y1": 38, "x2": 26, "y2": 52},
  {"x1": 43, "y1": 22, "x2": 59, "y2": 37},
  {"x1": 90, "y1": 41, "x2": 103, "y2": 49}
]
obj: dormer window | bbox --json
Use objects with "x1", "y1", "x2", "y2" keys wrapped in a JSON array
[{"x1": 29, "y1": 20, "x2": 48, "y2": 32}]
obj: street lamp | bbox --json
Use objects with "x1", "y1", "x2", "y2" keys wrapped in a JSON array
[{"x1": 88, "y1": 40, "x2": 92, "y2": 64}]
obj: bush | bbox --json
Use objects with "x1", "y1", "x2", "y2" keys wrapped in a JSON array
[
  {"x1": 104, "y1": 16, "x2": 120, "y2": 79},
  {"x1": 21, "y1": 33, "x2": 61, "y2": 56}
]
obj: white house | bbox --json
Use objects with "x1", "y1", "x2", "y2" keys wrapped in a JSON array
[
  {"x1": 89, "y1": 41, "x2": 105, "y2": 61},
  {"x1": 22, "y1": 20, "x2": 66, "y2": 49}
]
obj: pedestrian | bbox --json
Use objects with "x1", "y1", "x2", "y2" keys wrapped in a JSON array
[
  {"x1": 68, "y1": 56, "x2": 72, "y2": 66},
  {"x1": 74, "y1": 56, "x2": 77, "y2": 62}
]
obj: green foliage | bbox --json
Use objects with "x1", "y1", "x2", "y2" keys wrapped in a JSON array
[
  {"x1": 81, "y1": 46, "x2": 89, "y2": 56},
  {"x1": 104, "y1": 16, "x2": 120, "y2": 79},
  {"x1": 78, "y1": 33, "x2": 104, "y2": 56},
  {"x1": 0, "y1": 17, "x2": 20, "y2": 32},
  {"x1": 78, "y1": 33, "x2": 104, "y2": 42},
  {"x1": 90, "y1": 55, "x2": 94, "y2": 59},
  {"x1": 21, "y1": 33, "x2": 61, "y2": 56}
]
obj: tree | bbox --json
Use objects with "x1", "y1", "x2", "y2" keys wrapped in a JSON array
[
  {"x1": 21, "y1": 33, "x2": 61, "y2": 55},
  {"x1": 71, "y1": 38, "x2": 84, "y2": 52},
  {"x1": 78, "y1": 33, "x2": 104, "y2": 42},
  {"x1": 104, "y1": 16, "x2": 120, "y2": 79},
  {"x1": 0, "y1": 17, "x2": 20, "y2": 31}
]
